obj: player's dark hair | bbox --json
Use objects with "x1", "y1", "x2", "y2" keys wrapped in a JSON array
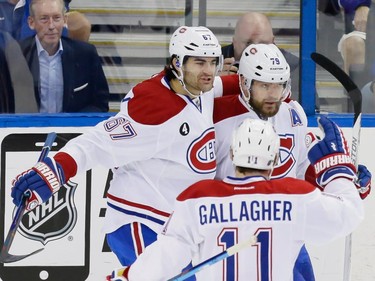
[
  {"x1": 164, "y1": 55, "x2": 190, "y2": 81},
  {"x1": 236, "y1": 166, "x2": 268, "y2": 174}
]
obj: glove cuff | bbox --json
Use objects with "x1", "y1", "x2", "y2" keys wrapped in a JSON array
[
  {"x1": 317, "y1": 165, "x2": 357, "y2": 187},
  {"x1": 312, "y1": 153, "x2": 355, "y2": 177},
  {"x1": 32, "y1": 158, "x2": 65, "y2": 194}
]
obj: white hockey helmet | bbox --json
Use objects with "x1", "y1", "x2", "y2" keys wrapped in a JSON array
[
  {"x1": 231, "y1": 118, "x2": 280, "y2": 170},
  {"x1": 239, "y1": 43, "x2": 291, "y2": 101},
  {"x1": 169, "y1": 26, "x2": 222, "y2": 68}
]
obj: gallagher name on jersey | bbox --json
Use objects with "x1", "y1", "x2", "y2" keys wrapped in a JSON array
[{"x1": 198, "y1": 199, "x2": 292, "y2": 225}]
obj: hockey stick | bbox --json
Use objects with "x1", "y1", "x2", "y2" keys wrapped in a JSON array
[
  {"x1": 341, "y1": 112, "x2": 361, "y2": 281},
  {"x1": 167, "y1": 236, "x2": 257, "y2": 281},
  {"x1": 310, "y1": 52, "x2": 362, "y2": 124},
  {"x1": 0, "y1": 132, "x2": 57, "y2": 263},
  {"x1": 311, "y1": 52, "x2": 362, "y2": 281}
]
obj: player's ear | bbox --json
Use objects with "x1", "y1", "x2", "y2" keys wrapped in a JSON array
[
  {"x1": 172, "y1": 58, "x2": 181, "y2": 70},
  {"x1": 28, "y1": 16, "x2": 35, "y2": 30}
]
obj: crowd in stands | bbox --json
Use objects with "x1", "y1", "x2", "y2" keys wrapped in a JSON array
[{"x1": 1, "y1": 0, "x2": 374, "y2": 113}]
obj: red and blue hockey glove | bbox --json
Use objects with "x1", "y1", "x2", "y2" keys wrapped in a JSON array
[
  {"x1": 356, "y1": 164, "x2": 371, "y2": 199},
  {"x1": 11, "y1": 157, "x2": 65, "y2": 210},
  {"x1": 306, "y1": 115, "x2": 356, "y2": 188},
  {"x1": 106, "y1": 267, "x2": 129, "y2": 281}
]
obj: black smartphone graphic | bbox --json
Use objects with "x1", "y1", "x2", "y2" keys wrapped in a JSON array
[{"x1": 0, "y1": 133, "x2": 91, "y2": 281}]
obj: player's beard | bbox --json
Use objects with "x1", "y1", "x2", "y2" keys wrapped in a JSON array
[
  {"x1": 183, "y1": 70, "x2": 214, "y2": 95},
  {"x1": 250, "y1": 98, "x2": 281, "y2": 118}
]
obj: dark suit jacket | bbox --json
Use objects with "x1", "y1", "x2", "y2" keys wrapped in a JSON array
[
  {"x1": 20, "y1": 36, "x2": 109, "y2": 112},
  {"x1": 0, "y1": 46, "x2": 14, "y2": 113}
]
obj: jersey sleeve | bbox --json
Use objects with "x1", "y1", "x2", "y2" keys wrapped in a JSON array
[
  {"x1": 59, "y1": 111, "x2": 168, "y2": 174},
  {"x1": 303, "y1": 178, "x2": 364, "y2": 245},
  {"x1": 128, "y1": 200, "x2": 200, "y2": 280},
  {"x1": 213, "y1": 74, "x2": 240, "y2": 98},
  {"x1": 128, "y1": 234, "x2": 193, "y2": 281}
]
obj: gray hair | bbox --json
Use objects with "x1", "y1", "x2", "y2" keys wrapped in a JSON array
[{"x1": 29, "y1": 0, "x2": 66, "y2": 17}]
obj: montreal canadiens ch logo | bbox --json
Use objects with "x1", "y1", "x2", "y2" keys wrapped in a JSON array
[
  {"x1": 272, "y1": 133, "x2": 296, "y2": 178},
  {"x1": 187, "y1": 128, "x2": 216, "y2": 174}
]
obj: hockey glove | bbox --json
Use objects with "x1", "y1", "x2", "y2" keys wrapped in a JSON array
[
  {"x1": 106, "y1": 267, "x2": 129, "y2": 281},
  {"x1": 306, "y1": 115, "x2": 356, "y2": 188},
  {"x1": 11, "y1": 157, "x2": 65, "y2": 210},
  {"x1": 356, "y1": 164, "x2": 372, "y2": 199}
]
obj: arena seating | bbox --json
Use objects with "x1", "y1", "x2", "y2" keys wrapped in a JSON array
[{"x1": 70, "y1": 0, "x2": 344, "y2": 113}]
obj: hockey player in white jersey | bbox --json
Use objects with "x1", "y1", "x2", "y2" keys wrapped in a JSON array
[
  {"x1": 213, "y1": 43, "x2": 371, "y2": 281},
  {"x1": 214, "y1": 43, "x2": 371, "y2": 198},
  {"x1": 10, "y1": 26, "x2": 239, "y2": 269},
  {"x1": 106, "y1": 117, "x2": 364, "y2": 281},
  {"x1": 214, "y1": 43, "x2": 309, "y2": 181}
]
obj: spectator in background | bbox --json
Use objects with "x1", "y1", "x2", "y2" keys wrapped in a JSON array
[
  {"x1": 13, "y1": 0, "x2": 70, "y2": 40},
  {"x1": 65, "y1": 10, "x2": 91, "y2": 42},
  {"x1": 220, "y1": 12, "x2": 301, "y2": 101},
  {"x1": 0, "y1": 45, "x2": 14, "y2": 113},
  {"x1": 336, "y1": 0, "x2": 370, "y2": 87},
  {"x1": 0, "y1": 0, "x2": 17, "y2": 34},
  {"x1": 325, "y1": 0, "x2": 374, "y2": 112},
  {"x1": 1, "y1": 0, "x2": 91, "y2": 42},
  {"x1": 20, "y1": 0, "x2": 109, "y2": 113},
  {"x1": 0, "y1": 30, "x2": 37, "y2": 113},
  {"x1": 358, "y1": 1, "x2": 375, "y2": 113}
]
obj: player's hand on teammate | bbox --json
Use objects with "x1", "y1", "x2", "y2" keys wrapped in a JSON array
[
  {"x1": 355, "y1": 164, "x2": 371, "y2": 199},
  {"x1": 306, "y1": 115, "x2": 356, "y2": 188},
  {"x1": 11, "y1": 157, "x2": 65, "y2": 210},
  {"x1": 106, "y1": 267, "x2": 129, "y2": 281}
]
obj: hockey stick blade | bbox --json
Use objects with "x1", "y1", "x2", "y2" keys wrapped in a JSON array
[
  {"x1": 167, "y1": 236, "x2": 257, "y2": 281},
  {"x1": 310, "y1": 52, "x2": 362, "y2": 124},
  {"x1": 0, "y1": 132, "x2": 57, "y2": 263}
]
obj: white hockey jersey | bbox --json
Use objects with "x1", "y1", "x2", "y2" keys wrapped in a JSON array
[
  {"x1": 127, "y1": 176, "x2": 364, "y2": 281},
  {"x1": 58, "y1": 72, "x2": 239, "y2": 234},
  {"x1": 214, "y1": 95, "x2": 310, "y2": 181}
]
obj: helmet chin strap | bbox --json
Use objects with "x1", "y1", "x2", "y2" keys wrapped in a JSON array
[{"x1": 171, "y1": 68, "x2": 202, "y2": 99}]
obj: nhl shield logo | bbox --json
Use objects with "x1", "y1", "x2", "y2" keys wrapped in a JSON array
[{"x1": 17, "y1": 181, "x2": 78, "y2": 245}]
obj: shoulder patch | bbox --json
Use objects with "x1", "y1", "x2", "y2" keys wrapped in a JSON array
[
  {"x1": 289, "y1": 108, "x2": 303, "y2": 127},
  {"x1": 214, "y1": 95, "x2": 248, "y2": 124},
  {"x1": 128, "y1": 76, "x2": 186, "y2": 125}
]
